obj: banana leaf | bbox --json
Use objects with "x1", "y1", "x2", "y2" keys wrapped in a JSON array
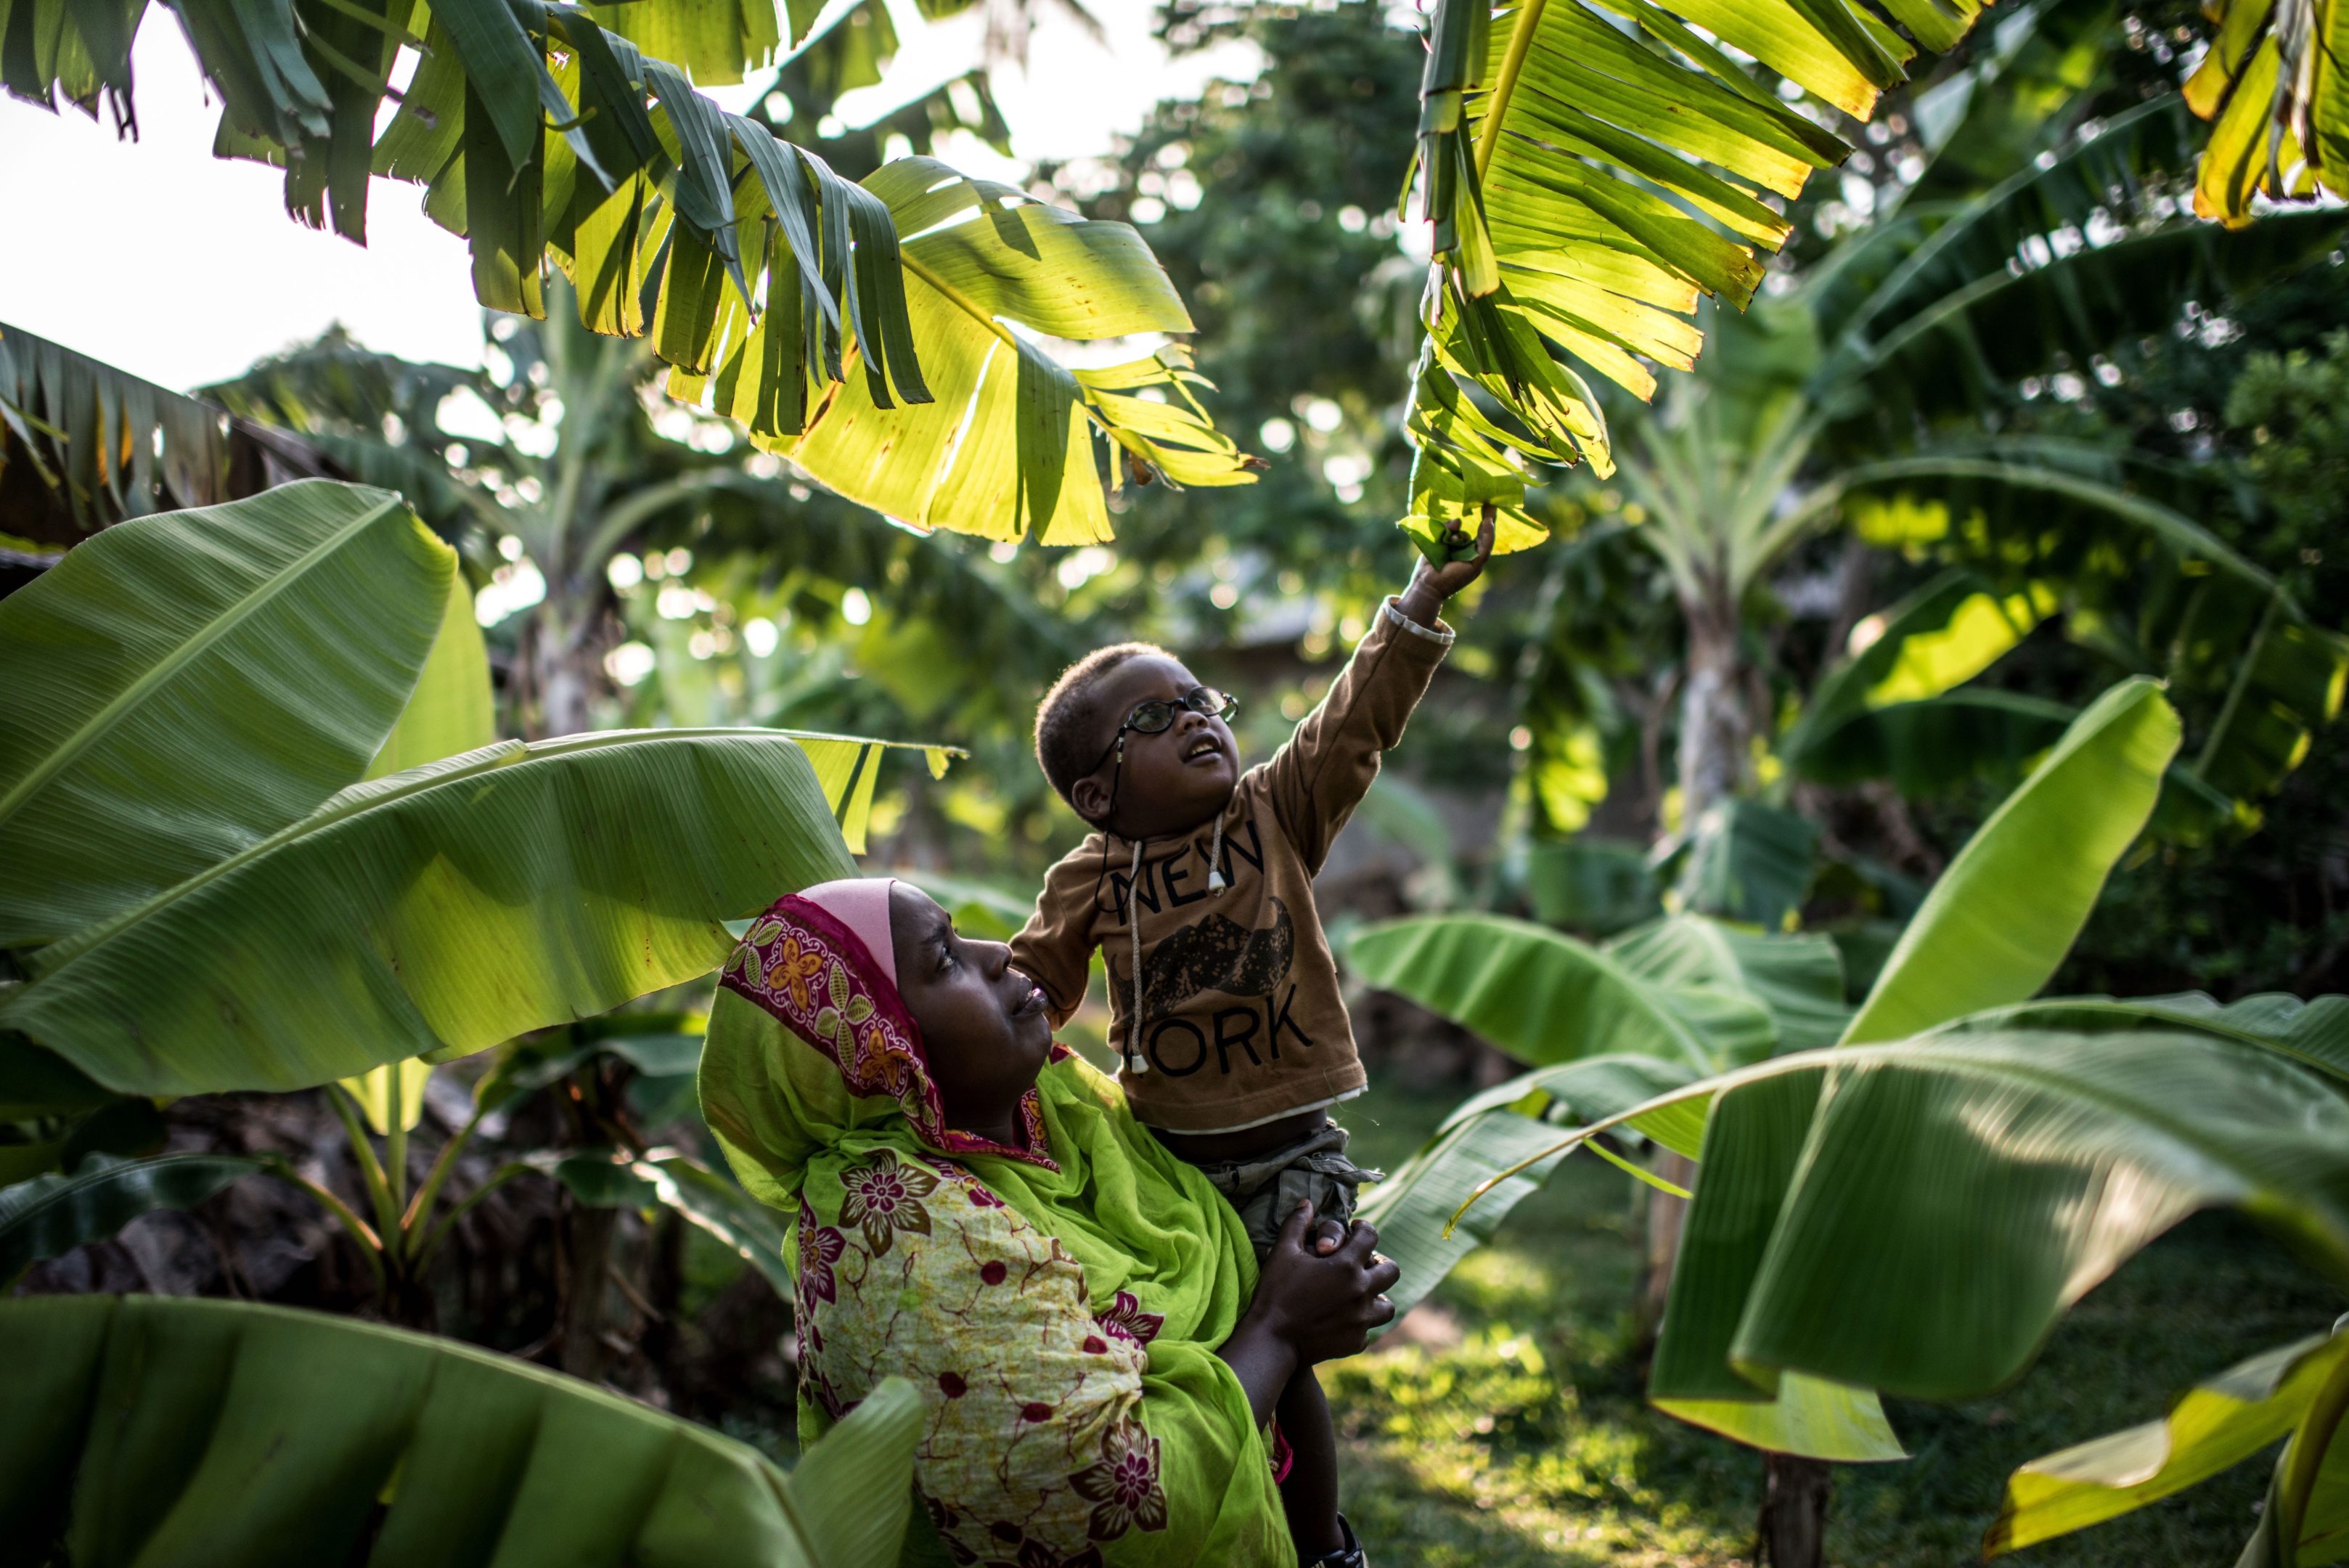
[
  {"x1": 0, "y1": 481, "x2": 452, "y2": 950},
  {"x1": 1604, "y1": 915, "x2": 1850, "y2": 1055},
  {"x1": 0, "y1": 318, "x2": 229, "y2": 532},
  {"x1": 0, "y1": 1294, "x2": 922, "y2": 1568},
  {"x1": 0, "y1": 1153, "x2": 264, "y2": 1286},
  {"x1": 2183, "y1": 0, "x2": 2349, "y2": 222},
  {"x1": 1628, "y1": 1026, "x2": 2349, "y2": 1408},
  {"x1": 1985, "y1": 1330, "x2": 2349, "y2": 1557},
  {"x1": 1, "y1": 729, "x2": 858, "y2": 1096},
  {"x1": 1841, "y1": 677, "x2": 2180, "y2": 1046},
  {"x1": 1344, "y1": 912, "x2": 1778, "y2": 1072}
]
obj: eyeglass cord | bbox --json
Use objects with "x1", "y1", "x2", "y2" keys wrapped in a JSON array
[{"x1": 1123, "y1": 812, "x2": 1228, "y2": 1078}]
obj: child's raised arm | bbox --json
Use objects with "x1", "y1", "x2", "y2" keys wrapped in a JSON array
[{"x1": 1260, "y1": 510, "x2": 1495, "y2": 870}]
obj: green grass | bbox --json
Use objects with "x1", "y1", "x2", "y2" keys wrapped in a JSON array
[{"x1": 1326, "y1": 1074, "x2": 2345, "y2": 1567}]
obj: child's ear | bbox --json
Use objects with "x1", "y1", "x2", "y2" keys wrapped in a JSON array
[{"x1": 1069, "y1": 775, "x2": 1112, "y2": 824}]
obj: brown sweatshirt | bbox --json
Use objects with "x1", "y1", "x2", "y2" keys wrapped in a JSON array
[{"x1": 1010, "y1": 600, "x2": 1454, "y2": 1133}]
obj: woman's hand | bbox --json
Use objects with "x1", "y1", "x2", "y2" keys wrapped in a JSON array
[
  {"x1": 1217, "y1": 1201, "x2": 1400, "y2": 1425},
  {"x1": 1252, "y1": 1200, "x2": 1401, "y2": 1365}
]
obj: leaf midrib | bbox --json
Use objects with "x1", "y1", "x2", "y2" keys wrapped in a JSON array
[
  {"x1": 23, "y1": 727, "x2": 811, "y2": 979},
  {"x1": 0, "y1": 493, "x2": 410, "y2": 834}
]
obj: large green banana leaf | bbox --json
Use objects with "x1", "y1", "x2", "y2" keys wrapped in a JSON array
[
  {"x1": 1604, "y1": 914, "x2": 1850, "y2": 1054},
  {"x1": 1985, "y1": 1329, "x2": 2349, "y2": 1558},
  {"x1": 1780, "y1": 568, "x2": 2059, "y2": 791},
  {"x1": 1344, "y1": 911, "x2": 1778, "y2": 1072},
  {"x1": 0, "y1": 1294, "x2": 921, "y2": 1568},
  {"x1": 0, "y1": 1152, "x2": 264, "y2": 1286},
  {"x1": 0, "y1": 319, "x2": 229, "y2": 531},
  {"x1": 1633, "y1": 1028, "x2": 2349, "y2": 1406},
  {"x1": 363, "y1": 568, "x2": 495, "y2": 781},
  {"x1": 1, "y1": 730, "x2": 857, "y2": 1097},
  {"x1": 1932, "y1": 992, "x2": 2349, "y2": 1085},
  {"x1": 0, "y1": 481, "x2": 452, "y2": 950},
  {"x1": 1840, "y1": 677, "x2": 2180, "y2": 1045}
]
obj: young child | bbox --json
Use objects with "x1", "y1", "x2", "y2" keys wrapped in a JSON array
[{"x1": 1010, "y1": 510, "x2": 1496, "y2": 1567}]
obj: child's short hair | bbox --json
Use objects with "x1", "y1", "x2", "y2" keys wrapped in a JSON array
[{"x1": 1034, "y1": 642, "x2": 1167, "y2": 805}]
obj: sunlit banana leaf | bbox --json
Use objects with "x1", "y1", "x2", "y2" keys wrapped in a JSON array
[
  {"x1": 1985, "y1": 1329, "x2": 2349, "y2": 1557},
  {"x1": 1840, "y1": 677, "x2": 2180, "y2": 1046},
  {"x1": 757, "y1": 158, "x2": 1261, "y2": 544},
  {"x1": 10, "y1": 4, "x2": 1249, "y2": 542},
  {"x1": 1344, "y1": 912, "x2": 1777, "y2": 1072},
  {"x1": 1659, "y1": 1029, "x2": 2349, "y2": 1404},
  {"x1": 1, "y1": 730, "x2": 858, "y2": 1097},
  {"x1": 1823, "y1": 456, "x2": 2347, "y2": 814},
  {"x1": 362, "y1": 569, "x2": 495, "y2": 780},
  {"x1": 0, "y1": 319, "x2": 228, "y2": 532},
  {"x1": 2183, "y1": 0, "x2": 2349, "y2": 224},
  {"x1": 1397, "y1": 0, "x2": 1993, "y2": 543},
  {"x1": 0, "y1": 481, "x2": 452, "y2": 950},
  {"x1": 0, "y1": 1153, "x2": 264, "y2": 1286},
  {"x1": 1653, "y1": 1373, "x2": 1907, "y2": 1463},
  {"x1": 1931, "y1": 992, "x2": 2349, "y2": 1085},
  {"x1": 343, "y1": 568, "x2": 499, "y2": 1127},
  {"x1": 789, "y1": 730, "x2": 960, "y2": 854},
  {"x1": 0, "y1": 1294, "x2": 922, "y2": 1568}
]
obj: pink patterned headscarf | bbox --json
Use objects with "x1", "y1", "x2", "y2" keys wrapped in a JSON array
[{"x1": 716, "y1": 878, "x2": 1058, "y2": 1168}]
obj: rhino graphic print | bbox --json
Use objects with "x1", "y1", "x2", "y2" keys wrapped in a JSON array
[{"x1": 1120, "y1": 898, "x2": 1313, "y2": 1076}]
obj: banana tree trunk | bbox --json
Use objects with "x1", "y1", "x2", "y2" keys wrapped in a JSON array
[
  {"x1": 523, "y1": 592, "x2": 602, "y2": 740},
  {"x1": 1676, "y1": 589, "x2": 1750, "y2": 826},
  {"x1": 1760, "y1": 1454, "x2": 1832, "y2": 1568},
  {"x1": 1676, "y1": 585, "x2": 1836, "y2": 1568}
]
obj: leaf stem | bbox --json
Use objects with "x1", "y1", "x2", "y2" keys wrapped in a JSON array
[
  {"x1": 1474, "y1": 0, "x2": 1547, "y2": 184},
  {"x1": 264, "y1": 1156, "x2": 387, "y2": 1294},
  {"x1": 325, "y1": 1082, "x2": 401, "y2": 1246}
]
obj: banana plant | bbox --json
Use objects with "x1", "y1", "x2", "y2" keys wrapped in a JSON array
[
  {"x1": 1430, "y1": 680, "x2": 2348, "y2": 1563},
  {"x1": 1984, "y1": 1320, "x2": 2349, "y2": 1564},
  {"x1": 0, "y1": 479, "x2": 946, "y2": 1103},
  {"x1": 1349, "y1": 680, "x2": 2199, "y2": 1556},
  {"x1": 1393, "y1": 0, "x2": 2349, "y2": 543},
  {"x1": 0, "y1": 1293, "x2": 925, "y2": 1568},
  {"x1": 7, "y1": 1, "x2": 1256, "y2": 549}
]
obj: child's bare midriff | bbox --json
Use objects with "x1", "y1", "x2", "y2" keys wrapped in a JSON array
[{"x1": 1153, "y1": 1105, "x2": 1331, "y2": 1164}]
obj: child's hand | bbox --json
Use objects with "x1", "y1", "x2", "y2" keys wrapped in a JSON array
[{"x1": 1397, "y1": 503, "x2": 1497, "y2": 627}]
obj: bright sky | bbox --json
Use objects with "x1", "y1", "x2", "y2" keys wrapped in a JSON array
[{"x1": 0, "y1": 0, "x2": 1261, "y2": 393}]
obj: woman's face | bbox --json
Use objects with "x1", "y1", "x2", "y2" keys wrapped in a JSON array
[{"x1": 888, "y1": 882, "x2": 1055, "y2": 1135}]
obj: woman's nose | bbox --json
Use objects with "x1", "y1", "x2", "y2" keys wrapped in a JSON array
[{"x1": 978, "y1": 939, "x2": 1013, "y2": 978}]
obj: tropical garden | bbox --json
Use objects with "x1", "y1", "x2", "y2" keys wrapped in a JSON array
[{"x1": 1, "y1": 0, "x2": 2345, "y2": 1563}]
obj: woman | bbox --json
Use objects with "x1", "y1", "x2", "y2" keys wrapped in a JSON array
[{"x1": 700, "y1": 877, "x2": 1400, "y2": 1567}]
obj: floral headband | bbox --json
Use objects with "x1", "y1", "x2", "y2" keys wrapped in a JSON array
[{"x1": 719, "y1": 892, "x2": 1059, "y2": 1170}]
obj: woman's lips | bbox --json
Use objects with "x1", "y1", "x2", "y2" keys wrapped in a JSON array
[
  {"x1": 1012, "y1": 982, "x2": 1047, "y2": 1018},
  {"x1": 1183, "y1": 737, "x2": 1224, "y2": 762}
]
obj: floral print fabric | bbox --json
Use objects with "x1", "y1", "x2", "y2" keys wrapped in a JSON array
[{"x1": 797, "y1": 1148, "x2": 1174, "y2": 1566}]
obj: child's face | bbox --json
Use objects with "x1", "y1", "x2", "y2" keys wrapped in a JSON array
[{"x1": 1069, "y1": 653, "x2": 1239, "y2": 837}]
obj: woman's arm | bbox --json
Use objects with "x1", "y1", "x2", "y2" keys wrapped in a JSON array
[{"x1": 1217, "y1": 1200, "x2": 1400, "y2": 1425}]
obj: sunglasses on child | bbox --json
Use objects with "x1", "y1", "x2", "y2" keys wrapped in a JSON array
[{"x1": 1087, "y1": 686, "x2": 1240, "y2": 776}]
